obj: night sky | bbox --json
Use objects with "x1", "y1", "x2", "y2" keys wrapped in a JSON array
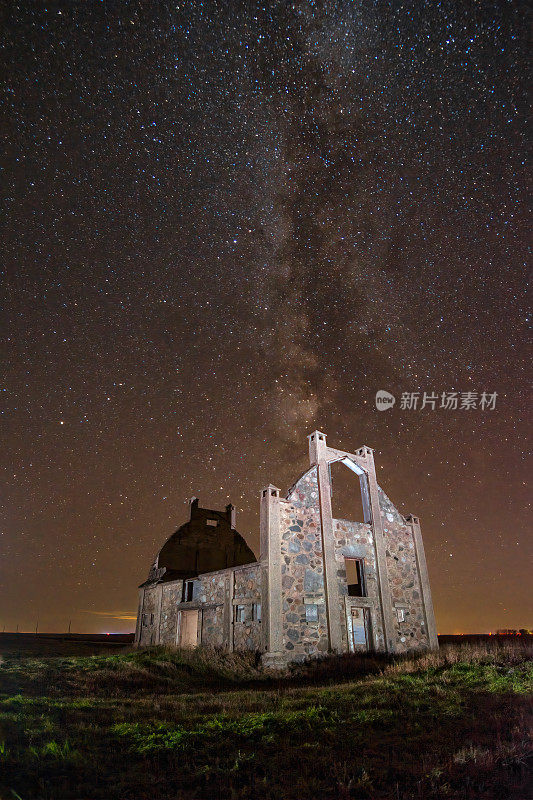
[{"x1": 2, "y1": 2, "x2": 530, "y2": 635}]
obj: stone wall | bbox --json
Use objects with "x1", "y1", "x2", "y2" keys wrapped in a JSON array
[
  {"x1": 234, "y1": 563, "x2": 261, "y2": 600},
  {"x1": 233, "y1": 564, "x2": 262, "y2": 651},
  {"x1": 379, "y1": 487, "x2": 429, "y2": 652},
  {"x1": 201, "y1": 605, "x2": 225, "y2": 648},
  {"x1": 279, "y1": 468, "x2": 329, "y2": 658},
  {"x1": 137, "y1": 586, "x2": 159, "y2": 646},
  {"x1": 138, "y1": 564, "x2": 264, "y2": 652},
  {"x1": 200, "y1": 571, "x2": 227, "y2": 605},
  {"x1": 196, "y1": 565, "x2": 263, "y2": 650},
  {"x1": 159, "y1": 581, "x2": 183, "y2": 645}
]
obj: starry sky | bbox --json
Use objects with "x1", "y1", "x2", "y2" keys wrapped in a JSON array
[{"x1": 2, "y1": 1, "x2": 530, "y2": 635}]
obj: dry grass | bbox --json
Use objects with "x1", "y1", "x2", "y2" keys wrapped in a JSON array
[{"x1": 0, "y1": 639, "x2": 531, "y2": 799}]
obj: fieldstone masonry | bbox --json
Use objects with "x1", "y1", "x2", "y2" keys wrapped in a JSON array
[{"x1": 135, "y1": 432, "x2": 438, "y2": 662}]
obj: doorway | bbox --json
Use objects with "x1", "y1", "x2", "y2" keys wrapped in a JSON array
[
  {"x1": 178, "y1": 609, "x2": 199, "y2": 648},
  {"x1": 347, "y1": 606, "x2": 371, "y2": 652}
]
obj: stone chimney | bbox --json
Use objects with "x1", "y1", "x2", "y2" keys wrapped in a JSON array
[
  {"x1": 189, "y1": 497, "x2": 199, "y2": 518},
  {"x1": 225, "y1": 503, "x2": 236, "y2": 529}
]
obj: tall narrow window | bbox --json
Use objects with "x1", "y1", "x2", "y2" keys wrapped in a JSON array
[
  {"x1": 235, "y1": 605, "x2": 246, "y2": 623},
  {"x1": 183, "y1": 580, "x2": 197, "y2": 602},
  {"x1": 345, "y1": 558, "x2": 366, "y2": 597},
  {"x1": 252, "y1": 603, "x2": 262, "y2": 622}
]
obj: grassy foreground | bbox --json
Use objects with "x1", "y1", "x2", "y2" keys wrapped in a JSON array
[{"x1": 0, "y1": 641, "x2": 531, "y2": 799}]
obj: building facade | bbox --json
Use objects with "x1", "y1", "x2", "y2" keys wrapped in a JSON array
[{"x1": 135, "y1": 432, "x2": 438, "y2": 664}]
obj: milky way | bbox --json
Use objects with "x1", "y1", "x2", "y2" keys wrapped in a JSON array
[{"x1": 2, "y1": 2, "x2": 530, "y2": 634}]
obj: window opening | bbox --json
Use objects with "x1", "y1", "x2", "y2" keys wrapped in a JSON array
[{"x1": 345, "y1": 558, "x2": 366, "y2": 597}]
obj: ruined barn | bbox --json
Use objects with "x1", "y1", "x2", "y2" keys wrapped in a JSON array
[{"x1": 135, "y1": 432, "x2": 438, "y2": 664}]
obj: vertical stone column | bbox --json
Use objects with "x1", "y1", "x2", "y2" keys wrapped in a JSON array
[
  {"x1": 225, "y1": 570, "x2": 234, "y2": 652},
  {"x1": 364, "y1": 449, "x2": 397, "y2": 653},
  {"x1": 407, "y1": 515, "x2": 439, "y2": 650},
  {"x1": 309, "y1": 431, "x2": 343, "y2": 654},
  {"x1": 260, "y1": 484, "x2": 284, "y2": 666},
  {"x1": 134, "y1": 589, "x2": 144, "y2": 646},
  {"x1": 154, "y1": 584, "x2": 164, "y2": 645}
]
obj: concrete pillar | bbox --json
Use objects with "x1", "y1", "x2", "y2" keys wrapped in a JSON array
[
  {"x1": 225, "y1": 570, "x2": 234, "y2": 652},
  {"x1": 260, "y1": 484, "x2": 284, "y2": 666},
  {"x1": 308, "y1": 430, "x2": 328, "y2": 465},
  {"x1": 134, "y1": 589, "x2": 144, "y2": 647},
  {"x1": 407, "y1": 515, "x2": 439, "y2": 650},
  {"x1": 225, "y1": 503, "x2": 236, "y2": 529},
  {"x1": 308, "y1": 432, "x2": 343, "y2": 654},
  {"x1": 365, "y1": 450, "x2": 397, "y2": 653},
  {"x1": 154, "y1": 584, "x2": 164, "y2": 645}
]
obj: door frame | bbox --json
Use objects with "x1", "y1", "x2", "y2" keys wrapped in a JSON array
[
  {"x1": 177, "y1": 608, "x2": 199, "y2": 648},
  {"x1": 345, "y1": 599, "x2": 374, "y2": 653}
]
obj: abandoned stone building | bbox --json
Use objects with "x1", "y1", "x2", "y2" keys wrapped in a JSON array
[{"x1": 135, "y1": 432, "x2": 438, "y2": 664}]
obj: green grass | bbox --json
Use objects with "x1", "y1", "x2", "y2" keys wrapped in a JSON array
[{"x1": 0, "y1": 641, "x2": 531, "y2": 799}]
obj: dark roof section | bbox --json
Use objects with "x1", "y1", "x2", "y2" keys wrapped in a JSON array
[{"x1": 140, "y1": 499, "x2": 256, "y2": 586}]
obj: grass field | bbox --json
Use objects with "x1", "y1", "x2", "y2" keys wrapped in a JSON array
[{"x1": 0, "y1": 640, "x2": 531, "y2": 799}]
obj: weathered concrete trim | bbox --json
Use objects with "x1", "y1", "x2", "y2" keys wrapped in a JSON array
[
  {"x1": 197, "y1": 562, "x2": 259, "y2": 580},
  {"x1": 226, "y1": 570, "x2": 234, "y2": 652},
  {"x1": 343, "y1": 596, "x2": 375, "y2": 609},
  {"x1": 324, "y1": 446, "x2": 369, "y2": 471},
  {"x1": 365, "y1": 454, "x2": 396, "y2": 652},
  {"x1": 154, "y1": 584, "x2": 164, "y2": 645},
  {"x1": 317, "y1": 459, "x2": 343, "y2": 653},
  {"x1": 175, "y1": 610, "x2": 182, "y2": 647},
  {"x1": 260, "y1": 562, "x2": 268, "y2": 652},
  {"x1": 344, "y1": 596, "x2": 379, "y2": 652},
  {"x1": 261, "y1": 485, "x2": 282, "y2": 654},
  {"x1": 360, "y1": 475, "x2": 372, "y2": 524},
  {"x1": 232, "y1": 596, "x2": 261, "y2": 605},
  {"x1": 408, "y1": 515, "x2": 439, "y2": 649},
  {"x1": 197, "y1": 608, "x2": 202, "y2": 646},
  {"x1": 308, "y1": 430, "x2": 328, "y2": 465},
  {"x1": 134, "y1": 589, "x2": 144, "y2": 646}
]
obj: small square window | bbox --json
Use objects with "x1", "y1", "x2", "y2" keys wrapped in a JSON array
[
  {"x1": 397, "y1": 608, "x2": 405, "y2": 623},
  {"x1": 253, "y1": 602, "x2": 262, "y2": 622},
  {"x1": 235, "y1": 605, "x2": 246, "y2": 623},
  {"x1": 305, "y1": 604, "x2": 319, "y2": 623}
]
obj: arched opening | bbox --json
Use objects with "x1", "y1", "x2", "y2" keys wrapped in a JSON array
[{"x1": 329, "y1": 459, "x2": 370, "y2": 523}]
